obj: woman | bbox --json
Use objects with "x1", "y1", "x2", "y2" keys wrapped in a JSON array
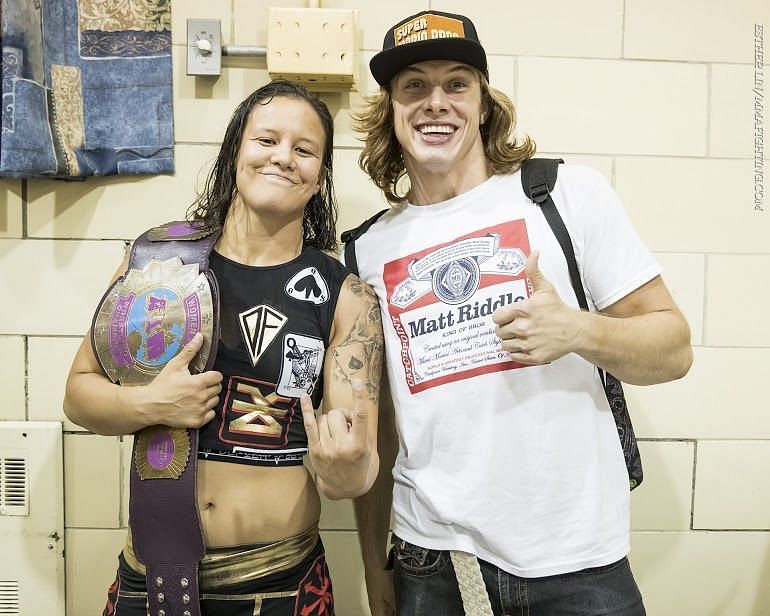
[{"x1": 65, "y1": 80, "x2": 383, "y2": 615}]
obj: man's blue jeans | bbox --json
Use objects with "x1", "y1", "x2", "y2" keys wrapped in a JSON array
[{"x1": 392, "y1": 536, "x2": 646, "y2": 616}]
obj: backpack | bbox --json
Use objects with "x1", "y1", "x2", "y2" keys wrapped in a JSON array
[{"x1": 341, "y1": 158, "x2": 643, "y2": 489}]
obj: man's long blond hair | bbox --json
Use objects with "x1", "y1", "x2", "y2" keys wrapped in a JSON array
[{"x1": 353, "y1": 69, "x2": 536, "y2": 203}]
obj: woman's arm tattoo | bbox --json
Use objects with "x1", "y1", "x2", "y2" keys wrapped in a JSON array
[{"x1": 330, "y1": 276, "x2": 384, "y2": 401}]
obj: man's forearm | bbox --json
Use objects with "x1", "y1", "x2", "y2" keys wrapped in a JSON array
[
  {"x1": 494, "y1": 269, "x2": 693, "y2": 384},
  {"x1": 574, "y1": 308, "x2": 692, "y2": 386},
  {"x1": 355, "y1": 377, "x2": 397, "y2": 568},
  {"x1": 354, "y1": 464, "x2": 394, "y2": 567}
]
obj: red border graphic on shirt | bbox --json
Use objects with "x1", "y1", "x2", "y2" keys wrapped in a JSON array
[{"x1": 384, "y1": 220, "x2": 532, "y2": 393}]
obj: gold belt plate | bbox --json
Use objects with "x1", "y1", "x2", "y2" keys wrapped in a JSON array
[{"x1": 92, "y1": 257, "x2": 215, "y2": 386}]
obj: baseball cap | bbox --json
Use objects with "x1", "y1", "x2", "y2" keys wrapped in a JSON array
[{"x1": 370, "y1": 10, "x2": 488, "y2": 87}]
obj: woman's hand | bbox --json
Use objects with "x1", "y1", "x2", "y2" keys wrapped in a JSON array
[
  {"x1": 139, "y1": 332, "x2": 223, "y2": 428},
  {"x1": 300, "y1": 379, "x2": 378, "y2": 499}
]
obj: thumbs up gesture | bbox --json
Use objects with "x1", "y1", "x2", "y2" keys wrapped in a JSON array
[
  {"x1": 301, "y1": 379, "x2": 378, "y2": 500},
  {"x1": 492, "y1": 251, "x2": 579, "y2": 365}
]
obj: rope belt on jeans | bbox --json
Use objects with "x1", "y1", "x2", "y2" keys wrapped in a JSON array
[{"x1": 450, "y1": 551, "x2": 494, "y2": 616}]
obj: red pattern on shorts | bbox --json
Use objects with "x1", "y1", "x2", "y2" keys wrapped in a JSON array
[
  {"x1": 295, "y1": 554, "x2": 334, "y2": 615},
  {"x1": 102, "y1": 574, "x2": 120, "y2": 616}
]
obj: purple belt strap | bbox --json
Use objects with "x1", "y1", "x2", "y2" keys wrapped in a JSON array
[{"x1": 127, "y1": 221, "x2": 221, "y2": 616}]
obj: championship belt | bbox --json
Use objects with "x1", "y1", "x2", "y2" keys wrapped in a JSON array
[{"x1": 91, "y1": 220, "x2": 221, "y2": 616}]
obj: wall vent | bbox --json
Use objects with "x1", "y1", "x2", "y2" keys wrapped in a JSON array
[
  {"x1": 0, "y1": 580, "x2": 20, "y2": 615},
  {"x1": 0, "y1": 454, "x2": 29, "y2": 516}
]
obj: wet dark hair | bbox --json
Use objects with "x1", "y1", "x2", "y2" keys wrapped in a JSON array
[{"x1": 187, "y1": 80, "x2": 338, "y2": 251}]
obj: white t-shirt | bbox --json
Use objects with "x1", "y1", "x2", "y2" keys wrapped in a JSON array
[{"x1": 350, "y1": 164, "x2": 662, "y2": 577}]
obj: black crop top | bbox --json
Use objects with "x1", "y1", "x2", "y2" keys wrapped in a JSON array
[{"x1": 197, "y1": 247, "x2": 349, "y2": 467}]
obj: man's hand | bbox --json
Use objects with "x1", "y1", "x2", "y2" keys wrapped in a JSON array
[
  {"x1": 140, "y1": 332, "x2": 223, "y2": 428},
  {"x1": 365, "y1": 566, "x2": 396, "y2": 616},
  {"x1": 492, "y1": 251, "x2": 580, "y2": 365},
  {"x1": 301, "y1": 379, "x2": 376, "y2": 500}
]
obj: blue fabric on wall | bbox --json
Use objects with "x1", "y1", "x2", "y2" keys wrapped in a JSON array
[{"x1": 0, "y1": 0, "x2": 174, "y2": 179}]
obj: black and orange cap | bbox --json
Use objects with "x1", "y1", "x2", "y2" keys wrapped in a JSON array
[{"x1": 370, "y1": 10, "x2": 488, "y2": 86}]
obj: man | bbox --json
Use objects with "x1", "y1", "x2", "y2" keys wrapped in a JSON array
[{"x1": 349, "y1": 10, "x2": 692, "y2": 616}]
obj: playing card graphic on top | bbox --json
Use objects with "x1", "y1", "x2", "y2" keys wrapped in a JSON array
[
  {"x1": 276, "y1": 333, "x2": 325, "y2": 398},
  {"x1": 285, "y1": 267, "x2": 329, "y2": 305}
]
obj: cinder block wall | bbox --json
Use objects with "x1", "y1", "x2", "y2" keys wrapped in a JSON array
[{"x1": 1, "y1": 1, "x2": 768, "y2": 614}]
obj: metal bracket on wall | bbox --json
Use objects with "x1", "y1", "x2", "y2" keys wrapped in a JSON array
[
  {"x1": 187, "y1": 19, "x2": 268, "y2": 76},
  {"x1": 186, "y1": 12, "x2": 358, "y2": 91}
]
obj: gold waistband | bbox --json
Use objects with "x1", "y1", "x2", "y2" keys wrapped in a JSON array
[{"x1": 124, "y1": 525, "x2": 319, "y2": 590}]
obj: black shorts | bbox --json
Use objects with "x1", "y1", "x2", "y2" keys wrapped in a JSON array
[{"x1": 102, "y1": 537, "x2": 334, "y2": 616}]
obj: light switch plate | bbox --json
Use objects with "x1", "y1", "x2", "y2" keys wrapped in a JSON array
[{"x1": 187, "y1": 19, "x2": 222, "y2": 76}]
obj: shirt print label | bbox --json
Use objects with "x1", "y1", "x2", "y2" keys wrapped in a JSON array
[{"x1": 384, "y1": 220, "x2": 532, "y2": 393}]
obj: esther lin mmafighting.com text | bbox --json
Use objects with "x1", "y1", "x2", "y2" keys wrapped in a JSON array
[{"x1": 755, "y1": 23, "x2": 765, "y2": 212}]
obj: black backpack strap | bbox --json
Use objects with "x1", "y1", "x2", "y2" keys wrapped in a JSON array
[
  {"x1": 521, "y1": 157, "x2": 562, "y2": 206},
  {"x1": 521, "y1": 158, "x2": 609, "y2": 383},
  {"x1": 521, "y1": 159, "x2": 642, "y2": 488},
  {"x1": 521, "y1": 158, "x2": 587, "y2": 313},
  {"x1": 340, "y1": 208, "x2": 388, "y2": 276}
]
